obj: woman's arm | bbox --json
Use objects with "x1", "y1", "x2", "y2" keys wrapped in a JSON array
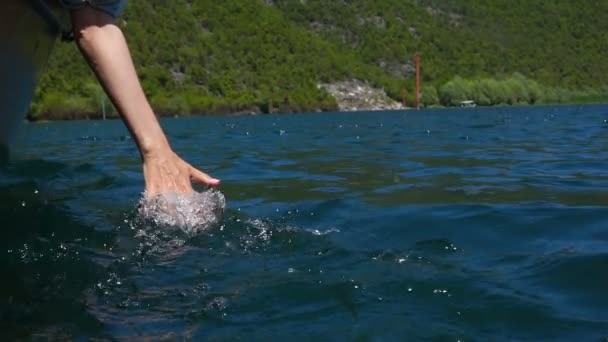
[{"x1": 70, "y1": 5, "x2": 220, "y2": 195}]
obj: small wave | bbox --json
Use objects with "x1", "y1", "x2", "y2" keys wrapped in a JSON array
[
  {"x1": 306, "y1": 228, "x2": 341, "y2": 236},
  {"x1": 138, "y1": 190, "x2": 226, "y2": 236}
]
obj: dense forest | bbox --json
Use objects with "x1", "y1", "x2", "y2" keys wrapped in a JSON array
[{"x1": 31, "y1": 0, "x2": 608, "y2": 119}]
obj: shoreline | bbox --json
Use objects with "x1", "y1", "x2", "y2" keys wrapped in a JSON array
[{"x1": 25, "y1": 102, "x2": 608, "y2": 123}]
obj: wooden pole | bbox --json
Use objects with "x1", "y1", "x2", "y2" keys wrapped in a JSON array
[
  {"x1": 415, "y1": 53, "x2": 421, "y2": 110},
  {"x1": 101, "y1": 94, "x2": 106, "y2": 120}
]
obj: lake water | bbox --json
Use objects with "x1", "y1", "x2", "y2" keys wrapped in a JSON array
[{"x1": 2, "y1": 105, "x2": 608, "y2": 340}]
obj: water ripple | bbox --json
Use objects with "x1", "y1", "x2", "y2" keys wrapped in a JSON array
[{"x1": 3, "y1": 105, "x2": 608, "y2": 340}]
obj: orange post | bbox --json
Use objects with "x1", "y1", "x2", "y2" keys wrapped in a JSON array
[{"x1": 415, "y1": 53, "x2": 421, "y2": 110}]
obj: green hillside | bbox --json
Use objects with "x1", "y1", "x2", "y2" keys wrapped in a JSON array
[{"x1": 31, "y1": 0, "x2": 608, "y2": 119}]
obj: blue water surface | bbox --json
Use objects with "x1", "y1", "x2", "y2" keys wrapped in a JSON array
[{"x1": 1, "y1": 105, "x2": 608, "y2": 340}]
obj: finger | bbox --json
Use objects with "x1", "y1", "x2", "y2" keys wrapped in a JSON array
[
  {"x1": 144, "y1": 185, "x2": 159, "y2": 198},
  {"x1": 143, "y1": 173, "x2": 159, "y2": 197},
  {"x1": 190, "y1": 167, "x2": 221, "y2": 187},
  {"x1": 178, "y1": 177, "x2": 194, "y2": 193}
]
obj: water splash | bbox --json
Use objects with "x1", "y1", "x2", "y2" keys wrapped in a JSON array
[{"x1": 137, "y1": 190, "x2": 226, "y2": 236}]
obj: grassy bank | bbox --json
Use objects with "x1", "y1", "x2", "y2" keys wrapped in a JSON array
[
  {"x1": 29, "y1": 75, "x2": 607, "y2": 121},
  {"x1": 30, "y1": 0, "x2": 608, "y2": 120}
]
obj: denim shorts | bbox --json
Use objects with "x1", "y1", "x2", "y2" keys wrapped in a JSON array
[{"x1": 59, "y1": 0, "x2": 127, "y2": 18}]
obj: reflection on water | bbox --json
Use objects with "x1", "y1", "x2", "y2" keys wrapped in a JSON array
[{"x1": 1, "y1": 105, "x2": 608, "y2": 340}]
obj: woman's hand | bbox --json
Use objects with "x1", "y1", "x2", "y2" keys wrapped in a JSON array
[{"x1": 142, "y1": 147, "x2": 220, "y2": 196}]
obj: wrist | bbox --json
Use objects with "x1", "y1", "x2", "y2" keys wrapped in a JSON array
[{"x1": 139, "y1": 135, "x2": 172, "y2": 160}]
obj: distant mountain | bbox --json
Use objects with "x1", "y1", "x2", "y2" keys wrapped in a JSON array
[
  {"x1": 31, "y1": 0, "x2": 608, "y2": 119},
  {"x1": 277, "y1": 0, "x2": 608, "y2": 85}
]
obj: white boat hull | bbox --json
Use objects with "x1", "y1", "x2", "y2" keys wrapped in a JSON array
[{"x1": 1, "y1": 0, "x2": 61, "y2": 150}]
